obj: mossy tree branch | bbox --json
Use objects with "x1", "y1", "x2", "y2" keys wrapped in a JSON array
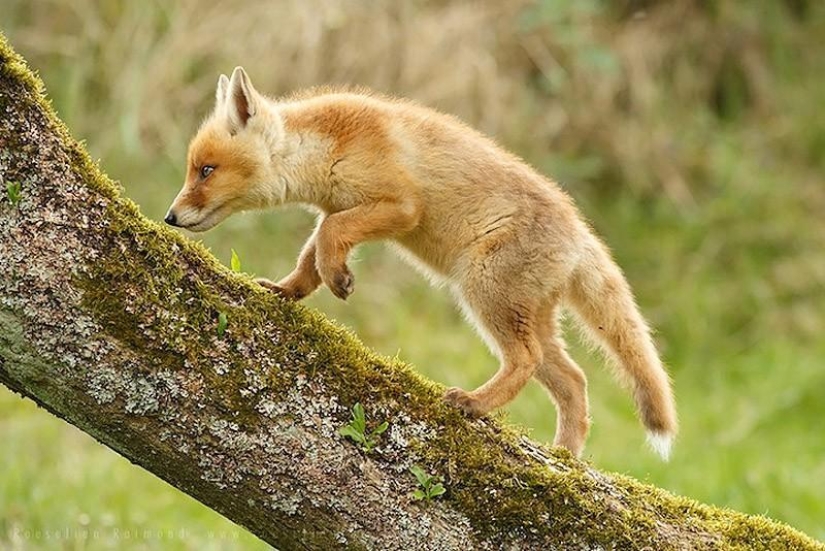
[{"x1": 0, "y1": 34, "x2": 822, "y2": 551}]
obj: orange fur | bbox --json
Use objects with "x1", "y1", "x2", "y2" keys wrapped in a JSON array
[{"x1": 166, "y1": 67, "x2": 678, "y2": 458}]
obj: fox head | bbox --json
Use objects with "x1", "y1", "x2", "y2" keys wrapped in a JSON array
[{"x1": 165, "y1": 67, "x2": 284, "y2": 231}]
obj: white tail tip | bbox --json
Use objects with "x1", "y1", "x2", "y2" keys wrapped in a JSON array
[{"x1": 646, "y1": 431, "x2": 674, "y2": 461}]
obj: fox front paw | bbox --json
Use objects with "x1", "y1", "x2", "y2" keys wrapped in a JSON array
[
  {"x1": 255, "y1": 278, "x2": 305, "y2": 300},
  {"x1": 443, "y1": 387, "x2": 487, "y2": 418},
  {"x1": 320, "y1": 264, "x2": 354, "y2": 300}
]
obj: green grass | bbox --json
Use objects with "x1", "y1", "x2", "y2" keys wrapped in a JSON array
[
  {"x1": 0, "y1": 397, "x2": 265, "y2": 550},
  {"x1": 2, "y1": 1, "x2": 825, "y2": 548}
]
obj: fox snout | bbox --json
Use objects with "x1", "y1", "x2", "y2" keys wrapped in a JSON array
[
  {"x1": 163, "y1": 192, "x2": 222, "y2": 232},
  {"x1": 164, "y1": 210, "x2": 179, "y2": 227},
  {"x1": 163, "y1": 190, "x2": 202, "y2": 230},
  {"x1": 163, "y1": 180, "x2": 218, "y2": 231}
]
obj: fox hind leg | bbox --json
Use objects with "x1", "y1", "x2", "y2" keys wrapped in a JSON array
[
  {"x1": 533, "y1": 308, "x2": 591, "y2": 456},
  {"x1": 444, "y1": 287, "x2": 543, "y2": 417}
]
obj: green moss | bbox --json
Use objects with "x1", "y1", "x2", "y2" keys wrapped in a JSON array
[{"x1": 2, "y1": 30, "x2": 823, "y2": 551}]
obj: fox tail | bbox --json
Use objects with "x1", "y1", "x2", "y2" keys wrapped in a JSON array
[{"x1": 566, "y1": 239, "x2": 678, "y2": 460}]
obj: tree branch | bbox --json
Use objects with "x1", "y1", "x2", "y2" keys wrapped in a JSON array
[{"x1": 0, "y1": 34, "x2": 821, "y2": 551}]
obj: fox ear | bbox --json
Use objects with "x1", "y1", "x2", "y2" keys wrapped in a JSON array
[
  {"x1": 227, "y1": 66, "x2": 258, "y2": 132},
  {"x1": 216, "y1": 74, "x2": 230, "y2": 106}
]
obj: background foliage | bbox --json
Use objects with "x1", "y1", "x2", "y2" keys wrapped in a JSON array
[{"x1": 2, "y1": 1, "x2": 824, "y2": 549}]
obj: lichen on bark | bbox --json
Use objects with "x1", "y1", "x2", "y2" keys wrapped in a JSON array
[{"x1": 0, "y1": 32, "x2": 823, "y2": 551}]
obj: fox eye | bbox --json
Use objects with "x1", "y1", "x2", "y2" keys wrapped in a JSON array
[{"x1": 199, "y1": 165, "x2": 215, "y2": 179}]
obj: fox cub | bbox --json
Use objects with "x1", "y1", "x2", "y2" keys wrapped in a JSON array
[{"x1": 166, "y1": 67, "x2": 678, "y2": 458}]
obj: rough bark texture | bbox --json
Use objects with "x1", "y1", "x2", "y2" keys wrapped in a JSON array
[{"x1": 0, "y1": 34, "x2": 822, "y2": 551}]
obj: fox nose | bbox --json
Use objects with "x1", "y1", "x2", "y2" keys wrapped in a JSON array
[{"x1": 164, "y1": 211, "x2": 179, "y2": 226}]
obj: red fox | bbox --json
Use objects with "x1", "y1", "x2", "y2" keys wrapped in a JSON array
[{"x1": 166, "y1": 67, "x2": 677, "y2": 459}]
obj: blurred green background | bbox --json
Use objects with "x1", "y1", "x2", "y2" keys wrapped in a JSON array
[{"x1": 2, "y1": 0, "x2": 824, "y2": 549}]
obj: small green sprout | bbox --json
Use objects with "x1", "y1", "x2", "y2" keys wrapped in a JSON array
[
  {"x1": 410, "y1": 465, "x2": 446, "y2": 502},
  {"x1": 338, "y1": 402, "x2": 388, "y2": 453},
  {"x1": 6, "y1": 181, "x2": 22, "y2": 206},
  {"x1": 230, "y1": 248, "x2": 241, "y2": 273},
  {"x1": 217, "y1": 311, "x2": 228, "y2": 337}
]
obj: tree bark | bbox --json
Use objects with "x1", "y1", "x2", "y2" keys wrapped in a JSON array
[{"x1": 0, "y1": 34, "x2": 822, "y2": 551}]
